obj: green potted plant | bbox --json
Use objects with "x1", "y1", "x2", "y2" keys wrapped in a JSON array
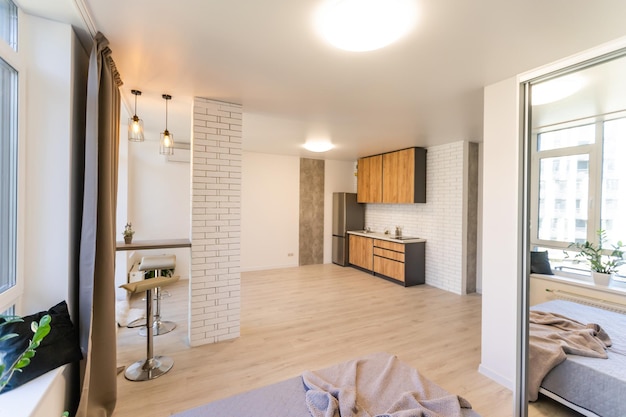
[
  {"x1": 568, "y1": 229, "x2": 625, "y2": 285},
  {"x1": 122, "y1": 222, "x2": 135, "y2": 244},
  {"x1": 0, "y1": 314, "x2": 51, "y2": 393}
]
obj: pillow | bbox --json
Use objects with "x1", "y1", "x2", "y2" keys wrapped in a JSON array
[
  {"x1": 530, "y1": 251, "x2": 554, "y2": 275},
  {"x1": 0, "y1": 300, "x2": 82, "y2": 393}
]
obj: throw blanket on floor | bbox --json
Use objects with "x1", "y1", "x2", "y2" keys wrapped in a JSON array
[
  {"x1": 528, "y1": 310, "x2": 612, "y2": 401},
  {"x1": 301, "y1": 352, "x2": 472, "y2": 417}
]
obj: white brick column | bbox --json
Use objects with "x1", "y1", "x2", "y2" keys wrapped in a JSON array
[{"x1": 189, "y1": 97, "x2": 242, "y2": 346}]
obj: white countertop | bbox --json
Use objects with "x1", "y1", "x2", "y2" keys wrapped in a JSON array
[{"x1": 347, "y1": 230, "x2": 426, "y2": 244}]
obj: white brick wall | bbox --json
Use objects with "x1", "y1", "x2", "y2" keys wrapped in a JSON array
[
  {"x1": 365, "y1": 142, "x2": 467, "y2": 294},
  {"x1": 190, "y1": 97, "x2": 242, "y2": 346}
]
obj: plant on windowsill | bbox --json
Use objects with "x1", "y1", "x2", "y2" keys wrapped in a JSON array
[
  {"x1": 1, "y1": 315, "x2": 70, "y2": 416},
  {"x1": 122, "y1": 222, "x2": 135, "y2": 244},
  {"x1": 0, "y1": 314, "x2": 51, "y2": 393},
  {"x1": 567, "y1": 229, "x2": 625, "y2": 286}
]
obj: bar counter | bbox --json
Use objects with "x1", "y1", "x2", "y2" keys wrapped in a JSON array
[{"x1": 116, "y1": 238, "x2": 191, "y2": 251}]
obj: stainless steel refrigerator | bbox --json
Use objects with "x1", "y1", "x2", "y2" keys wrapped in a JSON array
[{"x1": 332, "y1": 192, "x2": 365, "y2": 266}]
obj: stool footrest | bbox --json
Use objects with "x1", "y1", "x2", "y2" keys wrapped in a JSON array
[{"x1": 124, "y1": 356, "x2": 174, "y2": 381}]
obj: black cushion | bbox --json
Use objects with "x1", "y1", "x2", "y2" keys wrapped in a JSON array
[
  {"x1": 530, "y1": 251, "x2": 554, "y2": 275},
  {"x1": 0, "y1": 300, "x2": 82, "y2": 393}
]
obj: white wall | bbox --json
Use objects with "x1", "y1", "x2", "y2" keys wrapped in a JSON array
[
  {"x1": 479, "y1": 76, "x2": 521, "y2": 390},
  {"x1": 21, "y1": 16, "x2": 85, "y2": 314},
  {"x1": 241, "y1": 153, "x2": 356, "y2": 270},
  {"x1": 127, "y1": 139, "x2": 191, "y2": 239},
  {"x1": 241, "y1": 152, "x2": 300, "y2": 271},
  {"x1": 530, "y1": 274, "x2": 626, "y2": 307}
]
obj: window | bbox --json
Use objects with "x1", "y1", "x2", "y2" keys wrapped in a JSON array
[
  {"x1": 536, "y1": 153, "x2": 589, "y2": 243},
  {"x1": 601, "y1": 118, "x2": 626, "y2": 246},
  {"x1": 0, "y1": 0, "x2": 17, "y2": 51},
  {"x1": 530, "y1": 54, "x2": 626, "y2": 279},
  {"x1": 537, "y1": 124, "x2": 595, "y2": 151},
  {"x1": 531, "y1": 114, "x2": 626, "y2": 274},
  {"x1": 0, "y1": 0, "x2": 18, "y2": 311},
  {"x1": 0, "y1": 57, "x2": 17, "y2": 297}
]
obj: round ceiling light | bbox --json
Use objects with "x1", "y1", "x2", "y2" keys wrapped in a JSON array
[
  {"x1": 314, "y1": 0, "x2": 418, "y2": 52},
  {"x1": 303, "y1": 139, "x2": 335, "y2": 152}
]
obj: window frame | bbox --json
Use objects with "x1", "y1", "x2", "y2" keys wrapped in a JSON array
[
  {"x1": 530, "y1": 112, "x2": 626, "y2": 273},
  {"x1": 0, "y1": 5, "x2": 23, "y2": 313}
]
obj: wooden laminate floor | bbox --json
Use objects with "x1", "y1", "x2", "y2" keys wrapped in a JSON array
[{"x1": 113, "y1": 264, "x2": 582, "y2": 417}]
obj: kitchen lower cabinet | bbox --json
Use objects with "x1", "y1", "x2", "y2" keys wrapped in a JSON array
[
  {"x1": 348, "y1": 234, "x2": 425, "y2": 287},
  {"x1": 349, "y1": 234, "x2": 373, "y2": 271},
  {"x1": 373, "y1": 239, "x2": 424, "y2": 286}
]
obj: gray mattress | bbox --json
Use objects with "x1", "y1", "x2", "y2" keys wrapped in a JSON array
[
  {"x1": 172, "y1": 369, "x2": 481, "y2": 417},
  {"x1": 531, "y1": 300, "x2": 626, "y2": 417}
]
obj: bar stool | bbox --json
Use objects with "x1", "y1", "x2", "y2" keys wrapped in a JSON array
[
  {"x1": 120, "y1": 275, "x2": 180, "y2": 381},
  {"x1": 138, "y1": 254, "x2": 176, "y2": 336}
]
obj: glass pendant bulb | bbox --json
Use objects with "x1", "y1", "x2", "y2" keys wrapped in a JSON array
[
  {"x1": 128, "y1": 90, "x2": 144, "y2": 142},
  {"x1": 159, "y1": 94, "x2": 174, "y2": 155}
]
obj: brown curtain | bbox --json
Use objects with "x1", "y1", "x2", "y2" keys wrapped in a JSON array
[{"x1": 75, "y1": 32, "x2": 122, "y2": 417}]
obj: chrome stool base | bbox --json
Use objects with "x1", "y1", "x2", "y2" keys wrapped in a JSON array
[
  {"x1": 124, "y1": 355, "x2": 174, "y2": 381},
  {"x1": 139, "y1": 319, "x2": 176, "y2": 336}
]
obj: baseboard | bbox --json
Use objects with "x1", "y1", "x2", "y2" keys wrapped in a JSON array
[{"x1": 478, "y1": 363, "x2": 515, "y2": 391}]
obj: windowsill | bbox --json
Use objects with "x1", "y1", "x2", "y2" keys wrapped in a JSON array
[
  {"x1": 0, "y1": 365, "x2": 69, "y2": 417},
  {"x1": 531, "y1": 272, "x2": 626, "y2": 296}
]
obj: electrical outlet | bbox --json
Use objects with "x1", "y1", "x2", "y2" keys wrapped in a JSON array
[{"x1": 287, "y1": 253, "x2": 294, "y2": 257}]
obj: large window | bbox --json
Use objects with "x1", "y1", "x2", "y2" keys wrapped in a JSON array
[
  {"x1": 530, "y1": 54, "x2": 626, "y2": 277},
  {"x1": 0, "y1": 0, "x2": 18, "y2": 310}
]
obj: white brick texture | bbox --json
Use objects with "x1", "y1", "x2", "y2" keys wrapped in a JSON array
[
  {"x1": 365, "y1": 142, "x2": 467, "y2": 294},
  {"x1": 190, "y1": 97, "x2": 242, "y2": 346}
]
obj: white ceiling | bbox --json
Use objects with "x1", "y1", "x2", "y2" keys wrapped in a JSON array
[{"x1": 14, "y1": 0, "x2": 626, "y2": 160}]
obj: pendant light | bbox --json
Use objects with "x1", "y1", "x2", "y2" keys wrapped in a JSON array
[
  {"x1": 128, "y1": 89, "x2": 144, "y2": 142},
  {"x1": 159, "y1": 94, "x2": 174, "y2": 155}
]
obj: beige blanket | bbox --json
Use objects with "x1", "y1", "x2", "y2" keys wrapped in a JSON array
[
  {"x1": 302, "y1": 352, "x2": 472, "y2": 417},
  {"x1": 528, "y1": 310, "x2": 612, "y2": 401}
]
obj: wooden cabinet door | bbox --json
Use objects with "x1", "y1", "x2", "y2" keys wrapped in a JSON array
[
  {"x1": 357, "y1": 157, "x2": 369, "y2": 203},
  {"x1": 373, "y1": 256, "x2": 405, "y2": 282},
  {"x1": 395, "y1": 148, "x2": 415, "y2": 203},
  {"x1": 383, "y1": 148, "x2": 415, "y2": 203},
  {"x1": 373, "y1": 239, "x2": 405, "y2": 281},
  {"x1": 357, "y1": 155, "x2": 382, "y2": 203},
  {"x1": 382, "y1": 151, "x2": 399, "y2": 203},
  {"x1": 349, "y1": 235, "x2": 373, "y2": 270}
]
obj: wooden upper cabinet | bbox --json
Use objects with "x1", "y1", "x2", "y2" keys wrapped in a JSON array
[
  {"x1": 383, "y1": 148, "x2": 426, "y2": 204},
  {"x1": 358, "y1": 147, "x2": 426, "y2": 204},
  {"x1": 357, "y1": 154, "x2": 382, "y2": 203}
]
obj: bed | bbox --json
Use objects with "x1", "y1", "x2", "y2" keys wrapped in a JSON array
[
  {"x1": 172, "y1": 352, "x2": 481, "y2": 417},
  {"x1": 530, "y1": 299, "x2": 626, "y2": 417}
]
